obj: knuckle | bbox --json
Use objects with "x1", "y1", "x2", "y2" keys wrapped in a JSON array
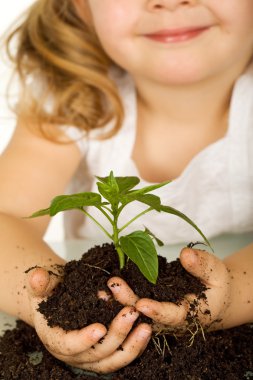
[
  {"x1": 80, "y1": 353, "x2": 100, "y2": 363},
  {"x1": 164, "y1": 305, "x2": 187, "y2": 326}
]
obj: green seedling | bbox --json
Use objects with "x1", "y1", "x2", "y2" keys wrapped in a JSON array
[{"x1": 29, "y1": 171, "x2": 211, "y2": 284}]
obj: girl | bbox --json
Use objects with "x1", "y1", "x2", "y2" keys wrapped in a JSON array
[{"x1": 0, "y1": 0, "x2": 253, "y2": 374}]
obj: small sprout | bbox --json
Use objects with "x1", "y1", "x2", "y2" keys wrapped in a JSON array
[{"x1": 28, "y1": 171, "x2": 211, "y2": 284}]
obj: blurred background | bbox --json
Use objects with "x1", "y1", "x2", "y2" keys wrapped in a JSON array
[
  {"x1": 0, "y1": 0, "x2": 63, "y2": 241},
  {"x1": 0, "y1": 0, "x2": 34, "y2": 153}
]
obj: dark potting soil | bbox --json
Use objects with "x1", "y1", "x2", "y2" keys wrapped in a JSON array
[
  {"x1": 1, "y1": 319, "x2": 253, "y2": 380},
  {"x1": 38, "y1": 243, "x2": 208, "y2": 330},
  {"x1": 0, "y1": 244, "x2": 252, "y2": 379}
]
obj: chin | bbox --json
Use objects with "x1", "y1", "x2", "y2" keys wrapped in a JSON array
[
  {"x1": 154, "y1": 70, "x2": 208, "y2": 86},
  {"x1": 142, "y1": 61, "x2": 211, "y2": 86}
]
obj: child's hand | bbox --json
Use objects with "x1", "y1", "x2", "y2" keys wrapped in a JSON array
[
  {"x1": 108, "y1": 248, "x2": 231, "y2": 332},
  {"x1": 27, "y1": 267, "x2": 151, "y2": 373}
]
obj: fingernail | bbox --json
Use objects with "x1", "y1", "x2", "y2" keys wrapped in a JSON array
[
  {"x1": 97, "y1": 290, "x2": 111, "y2": 301},
  {"x1": 91, "y1": 329, "x2": 105, "y2": 340},
  {"x1": 188, "y1": 250, "x2": 199, "y2": 265},
  {"x1": 30, "y1": 269, "x2": 50, "y2": 291}
]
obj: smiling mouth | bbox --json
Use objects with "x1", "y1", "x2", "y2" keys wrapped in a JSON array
[{"x1": 145, "y1": 26, "x2": 210, "y2": 43}]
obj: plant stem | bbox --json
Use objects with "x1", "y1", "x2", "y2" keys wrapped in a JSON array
[
  {"x1": 97, "y1": 206, "x2": 114, "y2": 224},
  {"x1": 118, "y1": 207, "x2": 153, "y2": 233},
  {"x1": 80, "y1": 209, "x2": 113, "y2": 240},
  {"x1": 116, "y1": 246, "x2": 125, "y2": 269},
  {"x1": 112, "y1": 211, "x2": 125, "y2": 269},
  {"x1": 101, "y1": 205, "x2": 114, "y2": 215}
]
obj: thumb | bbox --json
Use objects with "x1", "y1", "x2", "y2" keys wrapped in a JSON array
[
  {"x1": 179, "y1": 247, "x2": 228, "y2": 287},
  {"x1": 27, "y1": 267, "x2": 61, "y2": 298}
]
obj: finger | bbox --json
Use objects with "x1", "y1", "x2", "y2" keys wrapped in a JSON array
[
  {"x1": 27, "y1": 267, "x2": 60, "y2": 298},
  {"x1": 180, "y1": 248, "x2": 229, "y2": 287},
  {"x1": 76, "y1": 306, "x2": 140, "y2": 363},
  {"x1": 97, "y1": 290, "x2": 112, "y2": 301},
  {"x1": 31, "y1": 304, "x2": 107, "y2": 356},
  {"x1": 48, "y1": 324, "x2": 107, "y2": 357},
  {"x1": 81, "y1": 323, "x2": 152, "y2": 374},
  {"x1": 107, "y1": 277, "x2": 139, "y2": 306},
  {"x1": 136, "y1": 298, "x2": 188, "y2": 326}
]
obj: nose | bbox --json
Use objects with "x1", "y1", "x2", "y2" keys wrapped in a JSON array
[{"x1": 147, "y1": 0, "x2": 197, "y2": 12}]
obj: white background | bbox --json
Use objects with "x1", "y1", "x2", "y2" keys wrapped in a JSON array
[
  {"x1": 0, "y1": 0, "x2": 34, "y2": 153},
  {"x1": 0, "y1": 1, "x2": 63, "y2": 241}
]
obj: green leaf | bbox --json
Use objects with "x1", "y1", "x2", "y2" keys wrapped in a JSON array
[
  {"x1": 49, "y1": 193, "x2": 102, "y2": 216},
  {"x1": 96, "y1": 171, "x2": 120, "y2": 208},
  {"x1": 115, "y1": 176, "x2": 140, "y2": 194},
  {"x1": 96, "y1": 173, "x2": 140, "y2": 192},
  {"x1": 96, "y1": 171, "x2": 119, "y2": 192},
  {"x1": 95, "y1": 171, "x2": 114, "y2": 185},
  {"x1": 127, "y1": 180, "x2": 171, "y2": 197},
  {"x1": 160, "y1": 205, "x2": 212, "y2": 250},
  {"x1": 28, "y1": 192, "x2": 103, "y2": 219},
  {"x1": 120, "y1": 193, "x2": 161, "y2": 210},
  {"x1": 120, "y1": 231, "x2": 158, "y2": 284},
  {"x1": 97, "y1": 182, "x2": 115, "y2": 200},
  {"x1": 108, "y1": 171, "x2": 120, "y2": 192},
  {"x1": 96, "y1": 173, "x2": 140, "y2": 198},
  {"x1": 144, "y1": 227, "x2": 164, "y2": 247},
  {"x1": 28, "y1": 208, "x2": 51, "y2": 218},
  {"x1": 97, "y1": 182, "x2": 119, "y2": 208}
]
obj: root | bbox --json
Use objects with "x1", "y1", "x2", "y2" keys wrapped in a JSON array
[
  {"x1": 187, "y1": 319, "x2": 206, "y2": 347},
  {"x1": 152, "y1": 333, "x2": 172, "y2": 357},
  {"x1": 187, "y1": 241, "x2": 208, "y2": 249},
  {"x1": 83, "y1": 263, "x2": 111, "y2": 275}
]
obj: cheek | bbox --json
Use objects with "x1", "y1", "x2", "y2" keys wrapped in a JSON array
[
  {"x1": 215, "y1": 6, "x2": 253, "y2": 59},
  {"x1": 88, "y1": 1, "x2": 138, "y2": 61},
  {"x1": 221, "y1": 3, "x2": 253, "y2": 37},
  {"x1": 92, "y1": 20, "x2": 134, "y2": 66},
  {"x1": 94, "y1": 24, "x2": 126, "y2": 62},
  {"x1": 229, "y1": 22, "x2": 253, "y2": 57}
]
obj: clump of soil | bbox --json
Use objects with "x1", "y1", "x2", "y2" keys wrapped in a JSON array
[
  {"x1": 1, "y1": 243, "x2": 252, "y2": 379},
  {"x1": 38, "y1": 243, "x2": 207, "y2": 330}
]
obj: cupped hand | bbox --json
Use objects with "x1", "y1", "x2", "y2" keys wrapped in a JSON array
[
  {"x1": 108, "y1": 247, "x2": 231, "y2": 331},
  {"x1": 27, "y1": 267, "x2": 151, "y2": 374}
]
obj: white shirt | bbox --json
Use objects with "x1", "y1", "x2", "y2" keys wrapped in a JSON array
[{"x1": 63, "y1": 64, "x2": 253, "y2": 244}]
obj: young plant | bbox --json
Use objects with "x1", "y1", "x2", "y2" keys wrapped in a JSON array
[{"x1": 29, "y1": 171, "x2": 211, "y2": 284}]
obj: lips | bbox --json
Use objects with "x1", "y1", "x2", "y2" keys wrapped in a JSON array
[{"x1": 145, "y1": 26, "x2": 210, "y2": 43}]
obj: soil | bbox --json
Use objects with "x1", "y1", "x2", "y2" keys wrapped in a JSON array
[
  {"x1": 38, "y1": 243, "x2": 208, "y2": 330},
  {"x1": 0, "y1": 243, "x2": 253, "y2": 379}
]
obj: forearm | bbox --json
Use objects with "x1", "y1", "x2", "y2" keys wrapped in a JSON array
[
  {"x1": 0, "y1": 212, "x2": 65, "y2": 325},
  {"x1": 221, "y1": 242, "x2": 253, "y2": 328}
]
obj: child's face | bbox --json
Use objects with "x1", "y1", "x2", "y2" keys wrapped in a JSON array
[{"x1": 85, "y1": 0, "x2": 253, "y2": 85}]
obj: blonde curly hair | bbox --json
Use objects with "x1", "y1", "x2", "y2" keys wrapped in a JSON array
[{"x1": 4, "y1": 0, "x2": 124, "y2": 140}]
